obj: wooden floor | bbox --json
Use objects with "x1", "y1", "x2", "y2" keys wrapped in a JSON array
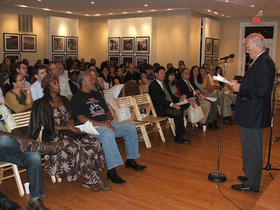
[{"x1": 1, "y1": 115, "x2": 280, "y2": 210}]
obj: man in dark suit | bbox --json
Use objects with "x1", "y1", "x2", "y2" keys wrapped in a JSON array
[
  {"x1": 231, "y1": 33, "x2": 275, "y2": 192},
  {"x1": 149, "y1": 67, "x2": 190, "y2": 144}
]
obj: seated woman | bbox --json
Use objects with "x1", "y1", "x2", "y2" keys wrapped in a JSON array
[
  {"x1": 5, "y1": 72, "x2": 33, "y2": 113},
  {"x1": 28, "y1": 73, "x2": 110, "y2": 192},
  {"x1": 164, "y1": 69, "x2": 180, "y2": 97}
]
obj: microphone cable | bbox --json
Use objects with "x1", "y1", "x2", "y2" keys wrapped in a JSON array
[{"x1": 217, "y1": 183, "x2": 242, "y2": 210}]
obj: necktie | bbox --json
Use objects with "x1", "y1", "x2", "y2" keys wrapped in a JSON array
[{"x1": 162, "y1": 82, "x2": 173, "y2": 102}]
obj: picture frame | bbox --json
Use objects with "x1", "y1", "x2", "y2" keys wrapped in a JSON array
[
  {"x1": 135, "y1": 55, "x2": 149, "y2": 67},
  {"x1": 121, "y1": 37, "x2": 135, "y2": 53},
  {"x1": 52, "y1": 54, "x2": 65, "y2": 63},
  {"x1": 109, "y1": 55, "x2": 120, "y2": 66},
  {"x1": 66, "y1": 36, "x2": 78, "y2": 53},
  {"x1": 108, "y1": 37, "x2": 120, "y2": 53},
  {"x1": 212, "y1": 39, "x2": 220, "y2": 55},
  {"x1": 21, "y1": 34, "x2": 37, "y2": 52},
  {"x1": 204, "y1": 56, "x2": 213, "y2": 65},
  {"x1": 205, "y1": 38, "x2": 213, "y2": 55},
  {"x1": 212, "y1": 57, "x2": 220, "y2": 66},
  {"x1": 136, "y1": 36, "x2": 150, "y2": 54},
  {"x1": 4, "y1": 53, "x2": 21, "y2": 63},
  {"x1": 3, "y1": 33, "x2": 20, "y2": 52},
  {"x1": 121, "y1": 55, "x2": 134, "y2": 66},
  {"x1": 66, "y1": 54, "x2": 78, "y2": 61},
  {"x1": 52, "y1": 35, "x2": 65, "y2": 52}
]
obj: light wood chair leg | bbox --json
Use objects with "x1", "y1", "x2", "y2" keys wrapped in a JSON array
[
  {"x1": 168, "y1": 118, "x2": 176, "y2": 136},
  {"x1": 139, "y1": 126, "x2": 151, "y2": 148},
  {"x1": 57, "y1": 177, "x2": 62, "y2": 183},
  {"x1": 51, "y1": 176, "x2": 56, "y2": 183},
  {"x1": 0, "y1": 168, "x2": 3, "y2": 184},
  {"x1": 11, "y1": 164, "x2": 24, "y2": 197},
  {"x1": 156, "y1": 122, "x2": 166, "y2": 142},
  {"x1": 184, "y1": 117, "x2": 187, "y2": 128}
]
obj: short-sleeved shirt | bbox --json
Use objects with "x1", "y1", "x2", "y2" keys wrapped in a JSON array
[{"x1": 70, "y1": 90, "x2": 109, "y2": 122}]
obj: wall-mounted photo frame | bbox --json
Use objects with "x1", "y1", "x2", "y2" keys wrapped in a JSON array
[
  {"x1": 204, "y1": 56, "x2": 213, "y2": 65},
  {"x1": 52, "y1": 54, "x2": 65, "y2": 63},
  {"x1": 205, "y1": 38, "x2": 213, "y2": 55},
  {"x1": 52, "y1": 35, "x2": 65, "y2": 52},
  {"x1": 4, "y1": 53, "x2": 21, "y2": 63},
  {"x1": 66, "y1": 54, "x2": 78, "y2": 61},
  {"x1": 136, "y1": 36, "x2": 150, "y2": 54},
  {"x1": 121, "y1": 55, "x2": 134, "y2": 66},
  {"x1": 121, "y1": 37, "x2": 134, "y2": 53},
  {"x1": 136, "y1": 55, "x2": 149, "y2": 67},
  {"x1": 3, "y1": 33, "x2": 20, "y2": 52},
  {"x1": 212, "y1": 57, "x2": 220, "y2": 66},
  {"x1": 212, "y1": 39, "x2": 220, "y2": 55},
  {"x1": 66, "y1": 36, "x2": 78, "y2": 53},
  {"x1": 108, "y1": 37, "x2": 120, "y2": 53},
  {"x1": 109, "y1": 55, "x2": 120, "y2": 66},
  {"x1": 21, "y1": 34, "x2": 37, "y2": 52}
]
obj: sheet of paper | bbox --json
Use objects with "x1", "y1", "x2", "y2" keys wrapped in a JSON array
[
  {"x1": 104, "y1": 84, "x2": 124, "y2": 110},
  {"x1": 213, "y1": 74, "x2": 233, "y2": 85},
  {"x1": 206, "y1": 97, "x2": 217, "y2": 102},
  {"x1": 75, "y1": 120, "x2": 100, "y2": 135}
]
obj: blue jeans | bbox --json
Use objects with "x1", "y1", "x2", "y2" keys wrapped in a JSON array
[
  {"x1": 93, "y1": 121, "x2": 140, "y2": 170},
  {"x1": 0, "y1": 135, "x2": 44, "y2": 200}
]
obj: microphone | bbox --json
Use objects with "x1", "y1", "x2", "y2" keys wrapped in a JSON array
[{"x1": 220, "y1": 53, "x2": 235, "y2": 61}]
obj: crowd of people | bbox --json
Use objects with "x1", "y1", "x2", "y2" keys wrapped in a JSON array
[{"x1": 0, "y1": 56, "x2": 237, "y2": 209}]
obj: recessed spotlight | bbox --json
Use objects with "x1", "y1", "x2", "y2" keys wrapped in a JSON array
[
  {"x1": 214, "y1": 11, "x2": 218, "y2": 15},
  {"x1": 37, "y1": 0, "x2": 42, "y2": 2},
  {"x1": 144, "y1": 4, "x2": 148, "y2": 7},
  {"x1": 94, "y1": 14, "x2": 101, "y2": 16},
  {"x1": 225, "y1": 0, "x2": 229, "y2": 2},
  {"x1": 122, "y1": 11, "x2": 128, "y2": 14},
  {"x1": 85, "y1": 14, "x2": 90, "y2": 16},
  {"x1": 150, "y1": 10, "x2": 156, "y2": 12},
  {"x1": 137, "y1": 10, "x2": 143, "y2": 13},
  {"x1": 91, "y1": 1, "x2": 95, "y2": 4},
  {"x1": 18, "y1": 5, "x2": 28, "y2": 8},
  {"x1": 250, "y1": 4, "x2": 255, "y2": 8},
  {"x1": 43, "y1": 8, "x2": 50, "y2": 11},
  {"x1": 66, "y1": 11, "x2": 72, "y2": 14},
  {"x1": 207, "y1": 9, "x2": 211, "y2": 12},
  {"x1": 221, "y1": 14, "x2": 224, "y2": 17},
  {"x1": 109, "y1": 13, "x2": 113, "y2": 15},
  {"x1": 167, "y1": 8, "x2": 172, "y2": 11}
]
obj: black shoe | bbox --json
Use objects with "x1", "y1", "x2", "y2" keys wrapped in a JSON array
[
  {"x1": 237, "y1": 176, "x2": 247, "y2": 182},
  {"x1": 231, "y1": 184, "x2": 259, "y2": 192},
  {"x1": 107, "y1": 168, "x2": 126, "y2": 184},
  {"x1": 208, "y1": 122, "x2": 219, "y2": 129},
  {"x1": 0, "y1": 192, "x2": 21, "y2": 210},
  {"x1": 223, "y1": 117, "x2": 233, "y2": 125},
  {"x1": 174, "y1": 136, "x2": 190, "y2": 144},
  {"x1": 126, "y1": 159, "x2": 147, "y2": 170}
]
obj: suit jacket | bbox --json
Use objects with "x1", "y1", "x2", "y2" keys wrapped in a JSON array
[
  {"x1": 235, "y1": 52, "x2": 275, "y2": 128},
  {"x1": 177, "y1": 79, "x2": 199, "y2": 99}
]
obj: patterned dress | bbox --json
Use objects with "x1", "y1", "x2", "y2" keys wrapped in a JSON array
[{"x1": 44, "y1": 105, "x2": 105, "y2": 185}]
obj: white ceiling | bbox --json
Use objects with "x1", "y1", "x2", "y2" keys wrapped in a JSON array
[{"x1": 1, "y1": 0, "x2": 280, "y2": 18}]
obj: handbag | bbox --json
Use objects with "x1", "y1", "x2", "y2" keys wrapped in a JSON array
[
  {"x1": 187, "y1": 104, "x2": 205, "y2": 124},
  {"x1": 0, "y1": 104, "x2": 16, "y2": 132},
  {"x1": 118, "y1": 104, "x2": 131, "y2": 121}
]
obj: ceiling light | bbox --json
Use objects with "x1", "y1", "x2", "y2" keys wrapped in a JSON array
[
  {"x1": 85, "y1": 14, "x2": 90, "y2": 16},
  {"x1": 66, "y1": 11, "x2": 72, "y2": 14},
  {"x1": 207, "y1": 9, "x2": 211, "y2": 12},
  {"x1": 250, "y1": 4, "x2": 255, "y2": 8},
  {"x1": 37, "y1": 0, "x2": 42, "y2": 2},
  {"x1": 18, "y1": 5, "x2": 28, "y2": 8},
  {"x1": 91, "y1": 1, "x2": 95, "y2": 4},
  {"x1": 94, "y1": 14, "x2": 101, "y2": 16},
  {"x1": 214, "y1": 11, "x2": 218, "y2": 15},
  {"x1": 167, "y1": 8, "x2": 173, "y2": 11},
  {"x1": 144, "y1": 4, "x2": 148, "y2": 7},
  {"x1": 137, "y1": 10, "x2": 143, "y2": 13},
  {"x1": 150, "y1": 10, "x2": 156, "y2": 12},
  {"x1": 43, "y1": 8, "x2": 50, "y2": 11},
  {"x1": 221, "y1": 14, "x2": 224, "y2": 17},
  {"x1": 122, "y1": 11, "x2": 128, "y2": 14},
  {"x1": 225, "y1": 0, "x2": 229, "y2": 2},
  {"x1": 109, "y1": 13, "x2": 113, "y2": 15}
]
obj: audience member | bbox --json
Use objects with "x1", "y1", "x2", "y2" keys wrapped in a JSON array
[
  {"x1": 124, "y1": 63, "x2": 141, "y2": 83},
  {"x1": 30, "y1": 65, "x2": 47, "y2": 101},
  {"x1": 68, "y1": 70, "x2": 80, "y2": 95},
  {"x1": 15, "y1": 62, "x2": 31, "y2": 88},
  {"x1": 100, "y1": 66, "x2": 112, "y2": 89}
]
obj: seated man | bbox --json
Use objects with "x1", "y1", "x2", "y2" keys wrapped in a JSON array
[
  {"x1": 30, "y1": 65, "x2": 47, "y2": 101},
  {"x1": 70, "y1": 71, "x2": 146, "y2": 184},
  {"x1": 149, "y1": 67, "x2": 190, "y2": 144},
  {"x1": 0, "y1": 130, "x2": 62, "y2": 210}
]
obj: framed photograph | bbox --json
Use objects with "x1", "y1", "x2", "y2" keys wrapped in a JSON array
[
  {"x1": 52, "y1": 54, "x2": 65, "y2": 63},
  {"x1": 213, "y1": 39, "x2": 220, "y2": 55},
  {"x1": 212, "y1": 57, "x2": 220, "y2": 66},
  {"x1": 21, "y1": 34, "x2": 37, "y2": 52},
  {"x1": 4, "y1": 53, "x2": 21, "y2": 63},
  {"x1": 108, "y1": 37, "x2": 120, "y2": 53},
  {"x1": 204, "y1": 56, "x2": 213, "y2": 65},
  {"x1": 66, "y1": 36, "x2": 78, "y2": 53},
  {"x1": 52, "y1": 35, "x2": 65, "y2": 52},
  {"x1": 136, "y1": 36, "x2": 150, "y2": 54},
  {"x1": 109, "y1": 55, "x2": 120, "y2": 65},
  {"x1": 66, "y1": 54, "x2": 78, "y2": 60},
  {"x1": 121, "y1": 55, "x2": 134, "y2": 66},
  {"x1": 3, "y1": 33, "x2": 20, "y2": 52},
  {"x1": 205, "y1": 38, "x2": 213, "y2": 55},
  {"x1": 121, "y1": 37, "x2": 134, "y2": 53},
  {"x1": 136, "y1": 55, "x2": 149, "y2": 67}
]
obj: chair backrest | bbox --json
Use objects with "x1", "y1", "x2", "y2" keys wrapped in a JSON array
[
  {"x1": 11, "y1": 111, "x2": 31, "y2": 129},
  {"x1": 123, "y1": 81, "x2": 141, "y2": 96},
  {"x1": 133, "y1": 93, "x2": 158, "y2": 117}
]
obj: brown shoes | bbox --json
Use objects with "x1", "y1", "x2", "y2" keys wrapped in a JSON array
[
  {"x1": 27, "y1": 198, "x2": 49, "y2": 210},
  {"x1": 38, "y1": 141, "x2": 63, "y2": 156}
]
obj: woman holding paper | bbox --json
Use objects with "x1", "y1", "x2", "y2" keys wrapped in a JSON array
[{"x1": 28, "y1": 74, "x2": 110, "y2": 192}]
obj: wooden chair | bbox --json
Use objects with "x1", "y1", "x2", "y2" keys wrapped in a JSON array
[
  {"x1": 113, "y1": 96, "x2": 152, "y2": 148},
  {"x1": 133, "y1": 93, "x2": 167, "y2": 144}
]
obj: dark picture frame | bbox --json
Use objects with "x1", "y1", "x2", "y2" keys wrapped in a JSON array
[
  {"x1": 21, "y1": 34, "x2": 37, "y2": 52},
  {"x1": 136, "y1": 55, "x2": 149, "y2": 67},
  {"x1": 212, "y1": 39, "x2": 220, "y2": 55},
  {"x1": 205, "y1": 38, "x2": 213, "y2": 55},
  {"x1": 121, "y1": 37, "x2": 134, "y2": 53},
  {"x1": 108, "y1": 37, "x2": 120, "y2": 53},
  {"x1": 4, "y1": 53, "x2": 21, "y2": 63},
  {"x1": 136, "y1": 36, "x2": 150, "y2": 54},
  {"x1": 66, "y1": 36, "x2": 78, "y2": 53},
  {"x1": 66, "y1": 54, "x2": 78, "y2": 60},
  {"x1": 3, "y1": 33, "x2": 20, "y2": 52},
  {"x1": 204, "y1": 56, "x2": 213, "y2": 65},
  {"x1": 121, "y1": 55, "x2": 134, "y2": 66},
  {"x1": 212, "y1": 57, "x2": 220, "y2": 66},
  {"x1": 52, "y1": 35, "x2": 65, "y2": 52},
  {"x1": 52, "y1": 54, "x2": 65, "y2": 63},
  {"x1": 109, "y1": 55, "x2": 120, "y2": 65}
]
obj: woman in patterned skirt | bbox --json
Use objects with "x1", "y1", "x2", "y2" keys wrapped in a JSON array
[{"x1": 28, "y1": 73, "x2": 111, "y2": 192}]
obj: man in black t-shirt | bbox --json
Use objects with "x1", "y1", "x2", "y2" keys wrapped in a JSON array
[{"x1": 71, "y1": 71, "x2": 146, "y2": 184}]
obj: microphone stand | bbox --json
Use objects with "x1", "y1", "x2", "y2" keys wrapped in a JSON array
[{"x1": 208, "y1": 59, "x2": 228, "y2": 183}]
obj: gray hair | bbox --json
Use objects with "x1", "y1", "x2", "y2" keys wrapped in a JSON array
[{"x1": 247, "y1": 33, "x2": 266, "y2": 49}]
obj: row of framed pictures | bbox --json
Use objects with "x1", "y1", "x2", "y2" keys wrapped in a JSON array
[
  {"x1": 205, "y1": 38, "x2": 220, "y2": 55},
  {"x1": 3, "y1": 33, "x2": 37, "y2": 52},
  {"x1": 109, "y1": 54, "x2": 149, "y2": 67},
  {"x1": 52, "y1": 35, "x2": 78, "y2": 53},
  {"x1": 204, "y1": 56, "x2": 219, "y2": 66},
  {"x1": 108, "y1": 36, "x2": 150, "y2": 54},
  {"x1": 52, "y1": 54, "x2": 78, "y2": 63}
]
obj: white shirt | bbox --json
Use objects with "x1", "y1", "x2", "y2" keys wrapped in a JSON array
[
  {"x1": 59, "y1": 75, "x2": 72, "y2": 97},
  {"x1": 30, "y1": 80, "x2": 44, "y2": 100}
]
